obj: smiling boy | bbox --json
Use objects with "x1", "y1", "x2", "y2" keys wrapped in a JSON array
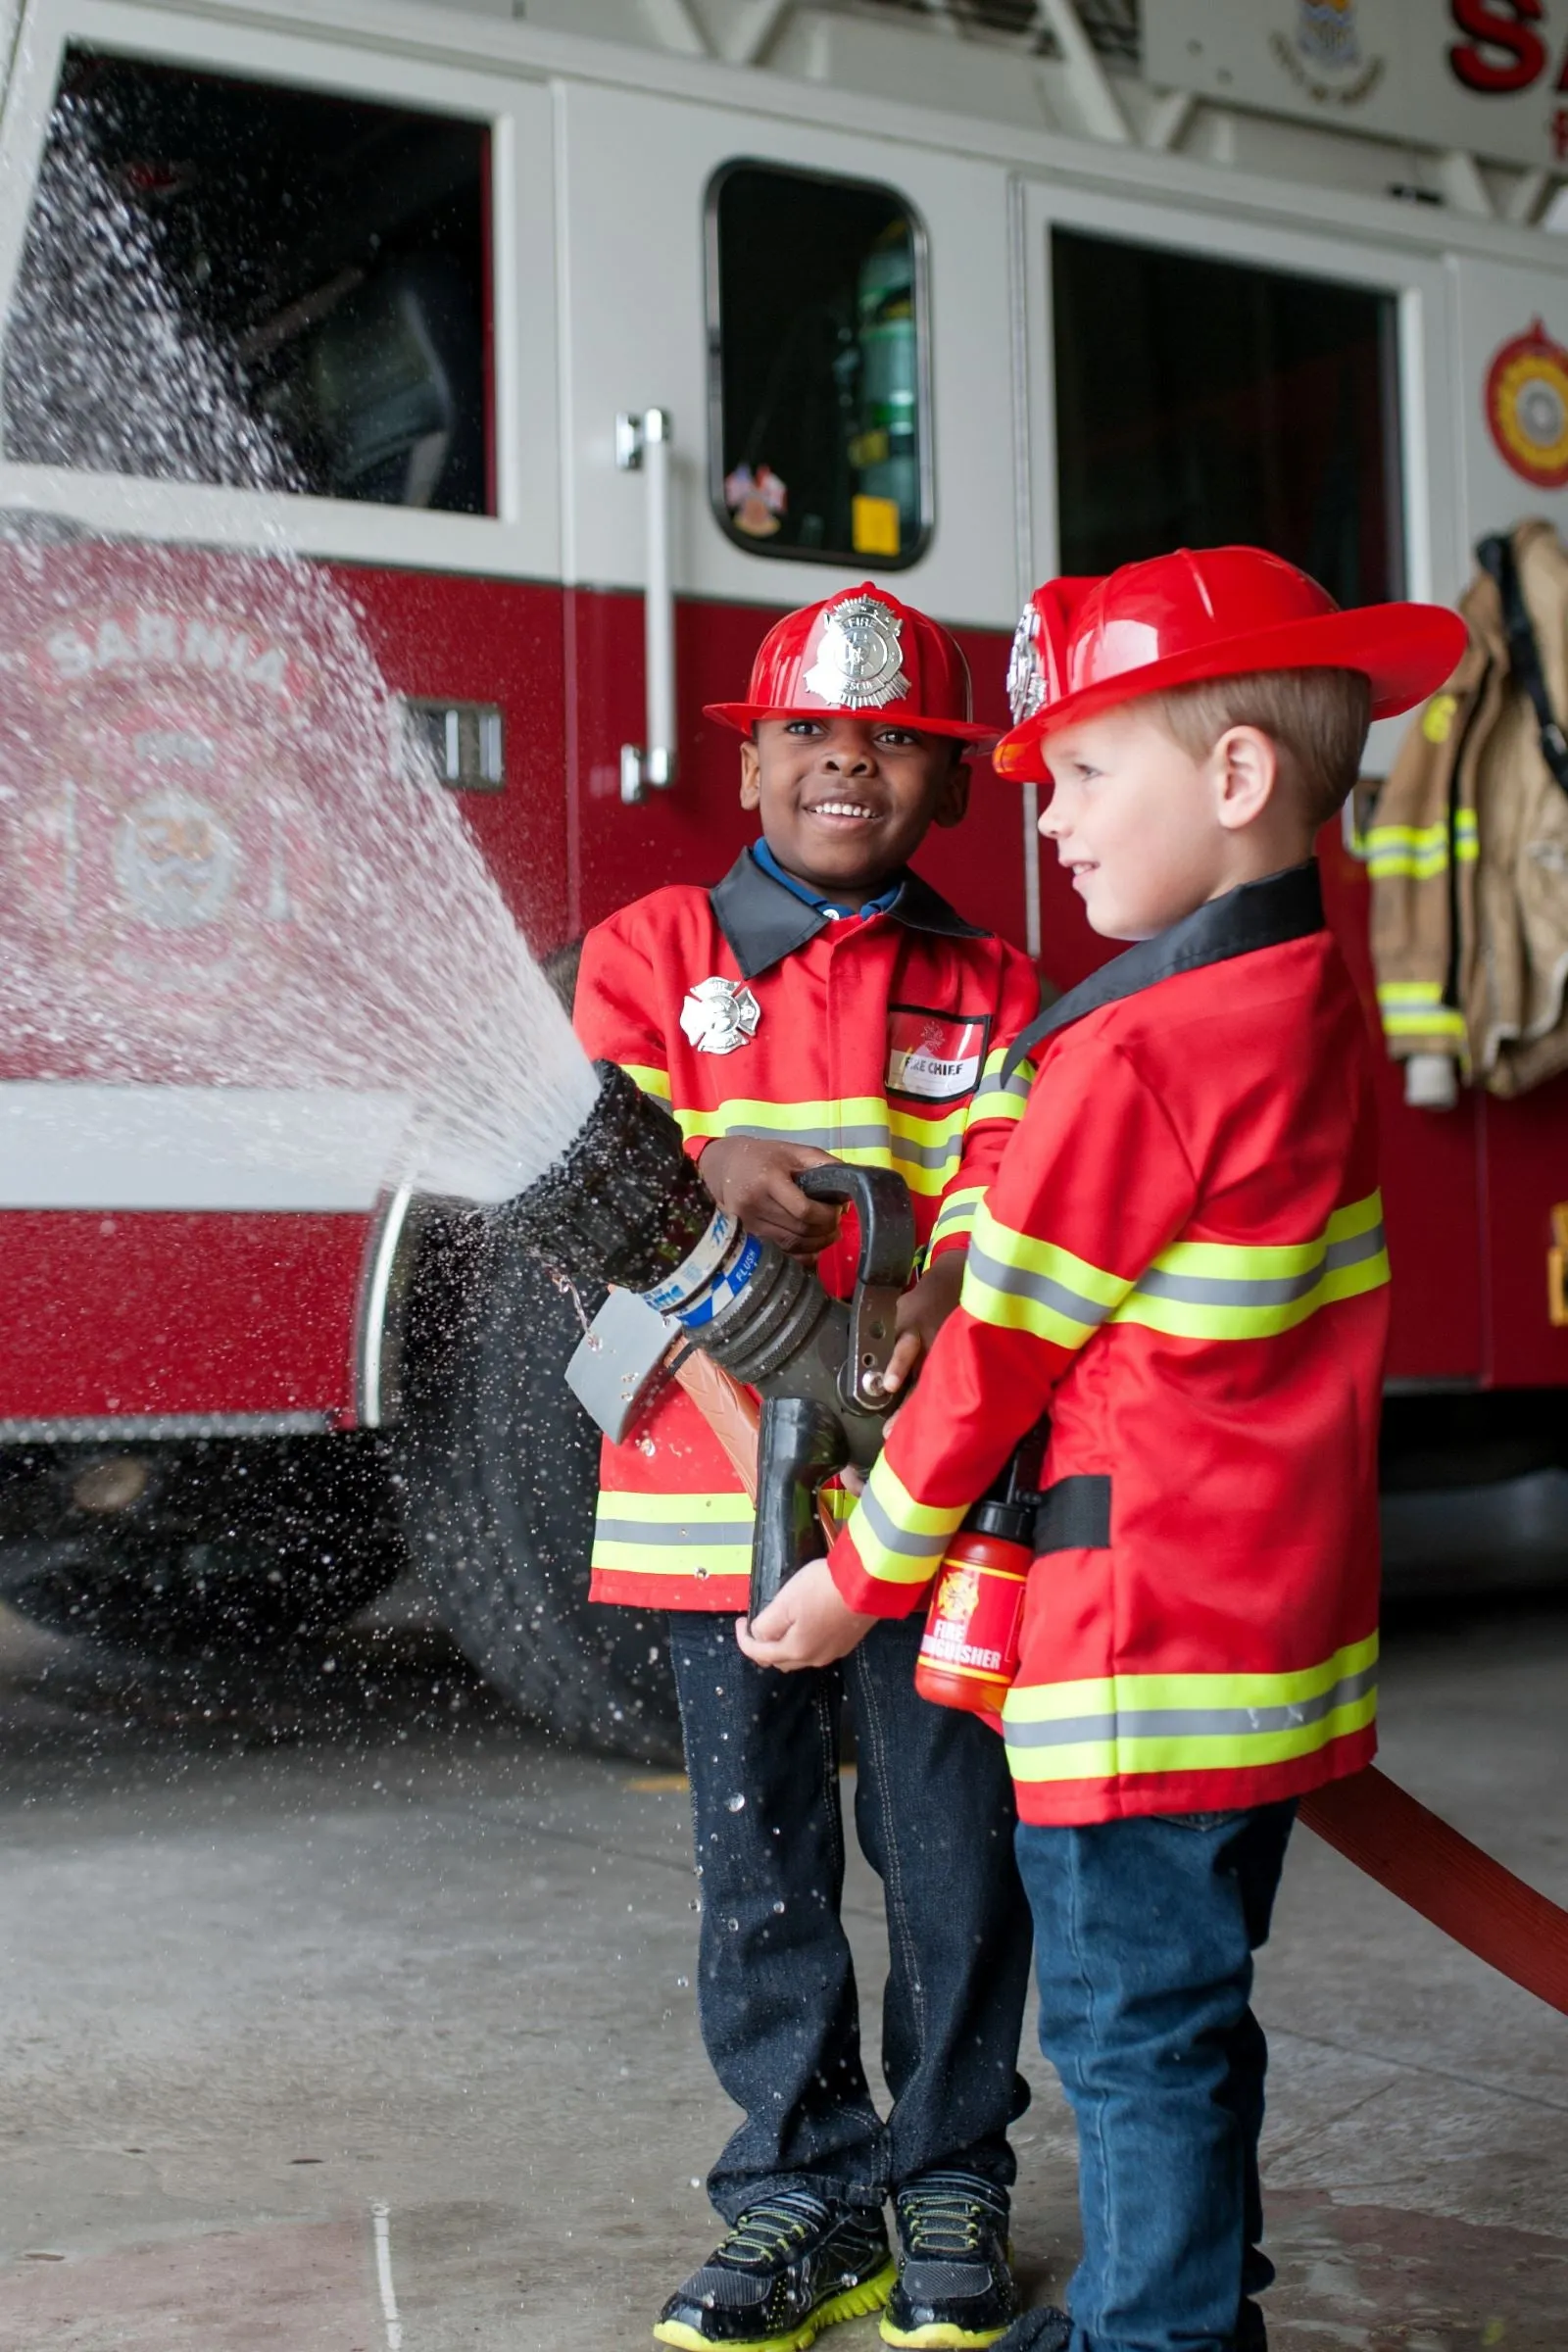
[
  {"x1": 740, "y1": 551, "x2": 1466, "y2": 2352},
  {"x1": 573, "y1": 583, "x2": 1039, "y2": 2350}
]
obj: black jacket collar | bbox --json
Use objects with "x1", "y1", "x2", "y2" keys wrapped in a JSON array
[
  {"x1": 710, "y1": 848, "x2": 988, "y2": 981},
  {"x1": 1002, "y1": 861, "x2": 1326, "y2": 1083}
]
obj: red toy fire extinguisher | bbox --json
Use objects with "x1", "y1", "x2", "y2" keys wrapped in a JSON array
[{"x1": 914, "y1": 1450, "x2": 1039, "y2": 1733}]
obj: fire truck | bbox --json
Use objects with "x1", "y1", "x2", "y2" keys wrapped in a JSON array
[{"x1": 5, "y1": 0, "x2": 1568, "y2": 1757}]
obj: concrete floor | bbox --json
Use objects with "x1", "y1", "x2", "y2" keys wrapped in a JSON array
[{"x1": 0, "y1": 1590, "x2": 1565, "y2": 2352}]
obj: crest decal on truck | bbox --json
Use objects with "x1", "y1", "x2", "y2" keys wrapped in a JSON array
[
  {"x1": 1485, "y1": 319, "x2": 1568, "y2": 491},
  {"x1": 804, "y1": 594, "x2": 909, "y2": 710}
]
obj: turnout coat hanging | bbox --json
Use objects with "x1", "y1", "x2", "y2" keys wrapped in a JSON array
[
  {"x1": 1369, "y1": 517, "x2": 1568, "y2": 1097},
  {"x1": 574, "y1": 848, "x2": 1040, "y2": 1613}
]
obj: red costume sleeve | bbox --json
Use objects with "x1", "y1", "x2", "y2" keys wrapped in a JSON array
[
  {"x1": 925, "y1": 942, "x2": 1043, "y2": 1264},
  {"x1": 829, "y1": 1035, "x2": 1199, "y2": 1615}
]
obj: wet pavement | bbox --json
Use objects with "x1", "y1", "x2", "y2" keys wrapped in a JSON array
[{"x1": 0, "y1": 1588, "x2": 1565, "y2": 2351}]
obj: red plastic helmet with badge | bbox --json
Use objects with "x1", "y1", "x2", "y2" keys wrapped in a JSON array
[
  {"x1": 994, "y1": 547, "x2": 1468, "y2": 781},
  {"x1": 705, "y1": 581, "x2": 997, "y2": 744}
]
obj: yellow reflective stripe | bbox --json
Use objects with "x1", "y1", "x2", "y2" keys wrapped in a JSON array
[
  {"x1": 849, "y1": 1453, "x2": 966, "y2": 1588},
  {"x1": 968, "y1": 1045, "x2": 1034, "y2": 1126},
  {"x1": 1364, "y1": 816, "x2": 1478, "y2": 878},
  {"x1": 961, "y1": 1199, "x2": 1131, "y2": 1348},
  {"x1": 930, "y1": 1186, "x2": 985, "y2": 1249},
  {"x1": 619, "y1": 1060, "x2": 671, "y2": 1103},
  {"x1": 591, "y1": 1489, "x2": 753, "y2": 1578},
  {"x1": 1003, "y1": 1634, "x2": 1378, "y2": 1785},
  {"x1": 1112, "y1": 1192, "x2": 1389, "y2": 1341},
  {"x1": 671, "y1": 1094, "x2": 967, "y2": 1197},
  {"x1": 1376, "y1": 982, "x2": 1467, "y2": 1042}
]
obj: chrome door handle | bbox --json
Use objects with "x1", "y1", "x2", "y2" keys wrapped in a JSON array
[{"x1": 616, "y1": 407, "x2": 677, "y2": 804}]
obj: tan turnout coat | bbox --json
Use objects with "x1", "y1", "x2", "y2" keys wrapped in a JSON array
[{"x1": 1370, "y1": 518, "x2": 1568, "y2": 1098}]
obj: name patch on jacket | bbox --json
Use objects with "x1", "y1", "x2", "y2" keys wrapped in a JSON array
[{"x1": 886, "y1": 1006, "x2": 990, "y2": 1103}]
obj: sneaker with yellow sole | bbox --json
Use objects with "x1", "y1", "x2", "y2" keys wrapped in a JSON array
[
  {"x1": 655, "y1": 2190, "x2": 895, "y2": 2352},
  {"x1": 880, "y1": 2173, "x2": 1018, "y2": 2348}
]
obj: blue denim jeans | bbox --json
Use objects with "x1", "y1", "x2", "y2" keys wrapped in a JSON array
[
  {"x1": 668, "y1": 1610, "x2": 1033, "y2": 2223},
  {"x1": 1014, "y1": 1803, "x2": 1297, "y2": 2352}
]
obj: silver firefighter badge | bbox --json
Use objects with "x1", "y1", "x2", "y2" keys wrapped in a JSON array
[
  {"x1": 680, "y1": 975, "x2": 761, "y2": 1055},
  {"x1": 1006, "y1": 603, "x2": 1046, "y2": 727},
  {"x1": 804, "y1": 594, "x2": 909, "y2": 711}
]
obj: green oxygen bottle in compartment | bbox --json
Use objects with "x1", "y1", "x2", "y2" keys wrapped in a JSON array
[{"x1": 849, "y1": 222, "x2": 919, "y2": 561}]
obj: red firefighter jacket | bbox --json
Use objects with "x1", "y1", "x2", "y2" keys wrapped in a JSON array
[
  {"x1": 828, "y1": 862, "x2": 1389, "y2": 1826},
  {"x1": 573, "y1": 848, "x2": 1041, "y2": 1612}
]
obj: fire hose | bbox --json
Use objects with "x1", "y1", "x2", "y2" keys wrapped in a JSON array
[{"x1": 497, "y1": 1060, "x2": 1568, "y2": 2018}]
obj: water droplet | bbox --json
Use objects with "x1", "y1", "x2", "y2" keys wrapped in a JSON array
[{"x1": 725, "y1": 1792, "x2": 746, "y2": 1812}]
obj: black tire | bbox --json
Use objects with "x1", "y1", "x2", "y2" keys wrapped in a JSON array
[
  {"x1": 395, "y1": 1212, "x2": 683, "y2": 1764},
  {"x1": 0, "y1": 1432, "x2": 405, "y2": 1658}
]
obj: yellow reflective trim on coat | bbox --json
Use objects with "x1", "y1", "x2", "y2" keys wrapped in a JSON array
[
  {"x1": 591, "y1": 1489, "x2": 754, "y2": 1579},
  {"x1": 1376, "y1": 982, "x2": 1467, "y2": 1042},
  {"x1": 619, "y1": 1060, "x2": 672, "y2": 1102},
  {"x1": 930, "y1": 1186, "x2": 985, "y2": 1249},
  {"x1": 968, "y1": 1046, "x2": 1034, "y2": 1125},
  {"x1": 670, "y1": 1094, "x2": 968, "y2": 1197},
  {"x1": 1111, "y1": 1192, "x2": 1389, "y2": 1341},
  {"x1": 848, "y1": 1452, "x2": 966, "y2": 1587},
  {"x1": 961, "y1": 1200, "x2": 1132, "y2": 1348},
  {"x1": 1364, "y1": 814, "x2": 1478, "y2": 879},
  {"x1": 1002, "y1": 1634, "x2": 1378, "y2": 1784}
]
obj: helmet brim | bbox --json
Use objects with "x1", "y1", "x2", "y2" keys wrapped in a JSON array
[
  {"x1": 992, "y1": 603, "x2": 1469, "y2": 780},
  {"x1": 705, "y1": 698, "x2": 999, "y2": 748}
]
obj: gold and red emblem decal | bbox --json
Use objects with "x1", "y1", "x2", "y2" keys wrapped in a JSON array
[{"x1": 1486, "y1": 319, "x2": 1568, "y2": 490}]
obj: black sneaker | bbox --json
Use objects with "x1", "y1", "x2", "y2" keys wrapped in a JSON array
[
  {"x1": 881, "y1": 2172, "x2": 1019, "y2": 2347},
  {"x1": 1234, "y1": 2300, "x2": 1267, "y2": 2351},
  {"x1": 654, "y1": 2190, "x2": 895, "y2": 2350},
  {"x1": 993, "y1": 2310, "x2": 1069, "y2": 2352}
]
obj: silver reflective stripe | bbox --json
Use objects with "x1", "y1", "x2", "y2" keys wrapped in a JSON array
[
  {"x1": 1132, "y1": 1223, "x2": 1386, "y2": 1311},
  {"x1": 1004, "y1": 1661, "x2": 1379, "y2": 1750},
  {"x1": 966, "y1": 1240, "x2": 1118, "y2": 1329},
  {"x1": 971, "y1": 1071, "x2": 1031, "y2": 1110},
  {"x1": 858, "y1": 1484, "x2": 953, "y2": 1562},
  {"x1": 595, "y1": 1517, "x2": 755, "y2": 1545}
]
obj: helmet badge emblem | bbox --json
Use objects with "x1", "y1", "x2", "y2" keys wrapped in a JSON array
[
  {"x1": 680, "y1": 975, "x2": 761, "y2": 1055},
  {"x1": 1006, "y1": 604, "x2": 1046, "y2": 727},
  {"x1": 804, "y1": 594, "x2": 909, "y2": 711}
]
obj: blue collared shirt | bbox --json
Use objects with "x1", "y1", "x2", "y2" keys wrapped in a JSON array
[{"x1": 750, "y1": 838, "x2": 906, "y2": 923}]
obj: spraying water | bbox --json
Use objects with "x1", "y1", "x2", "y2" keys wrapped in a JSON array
[{"x1": 0, "y1": 89, "x2": 599, "y2": 1208}]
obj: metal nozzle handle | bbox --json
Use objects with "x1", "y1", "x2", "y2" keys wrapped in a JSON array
[
  {"x1": 749, "y1": 1394, "x2": 846, "y2": 1626},
  {"x1": 795, "y1": 1163, "x2": 917, "y2": 1411}
]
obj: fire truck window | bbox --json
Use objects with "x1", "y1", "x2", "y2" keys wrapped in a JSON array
[
  {"x1": 2, "y1": 49, "x2": 492, "y2": 514},
  {"x1": 709, "y1": 164, "x2": 930, "y2": 566},
  {"x1": 1052, "y1": 228, "x2": 1403, "y2": 606}
]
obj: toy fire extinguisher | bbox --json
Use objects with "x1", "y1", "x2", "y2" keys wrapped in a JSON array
[{"x1": 914, "y1": 1447, "x2": 1039, "y2": 1732}]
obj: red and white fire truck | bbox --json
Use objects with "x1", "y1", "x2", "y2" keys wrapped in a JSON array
[{"x1": 6, "y1": 0, "x2": 1568, "y2": 1753}]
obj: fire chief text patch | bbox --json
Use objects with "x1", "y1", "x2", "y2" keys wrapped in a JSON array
[{"x1": 885, "y1": 1005, "x2": 991, "y2": 1104}]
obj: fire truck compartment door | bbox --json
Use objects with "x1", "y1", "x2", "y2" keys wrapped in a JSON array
[{"x1": 0, "y1": 1084, "x2": 410, "y2": 1426}]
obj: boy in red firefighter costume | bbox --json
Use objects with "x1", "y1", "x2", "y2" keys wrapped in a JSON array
[
  {"x1": 573, "y1": 583, "x2": 1040, "y2": 2351},
  {"x1": 739, "y1": 550, "x2": 1468, "y2": 2352}
]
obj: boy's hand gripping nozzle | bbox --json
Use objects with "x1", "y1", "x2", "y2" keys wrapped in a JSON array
[{"x1": 492, "y1": 1061, "x2": 916, "y2": 1628}]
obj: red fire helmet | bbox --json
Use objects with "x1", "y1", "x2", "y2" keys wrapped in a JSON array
[
  {"x1": 705, "y1": 582, "x2": 997, "y2": 744},
  {"x1": 994, "y1": 547, "x2": 1469, "y2": 781}
]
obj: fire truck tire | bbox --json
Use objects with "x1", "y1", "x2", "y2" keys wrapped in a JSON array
[
  {"x1": 0, "y1": 1433, "x2": 405, "y2": 1659},
  {"x1": 395, "y1": 1215, "x2": 684, "y2": 1766}
]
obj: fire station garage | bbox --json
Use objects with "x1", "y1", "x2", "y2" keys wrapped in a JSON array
[{"x1": 2, "y1": 2, "x2": 1568, "y2": 2347}]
